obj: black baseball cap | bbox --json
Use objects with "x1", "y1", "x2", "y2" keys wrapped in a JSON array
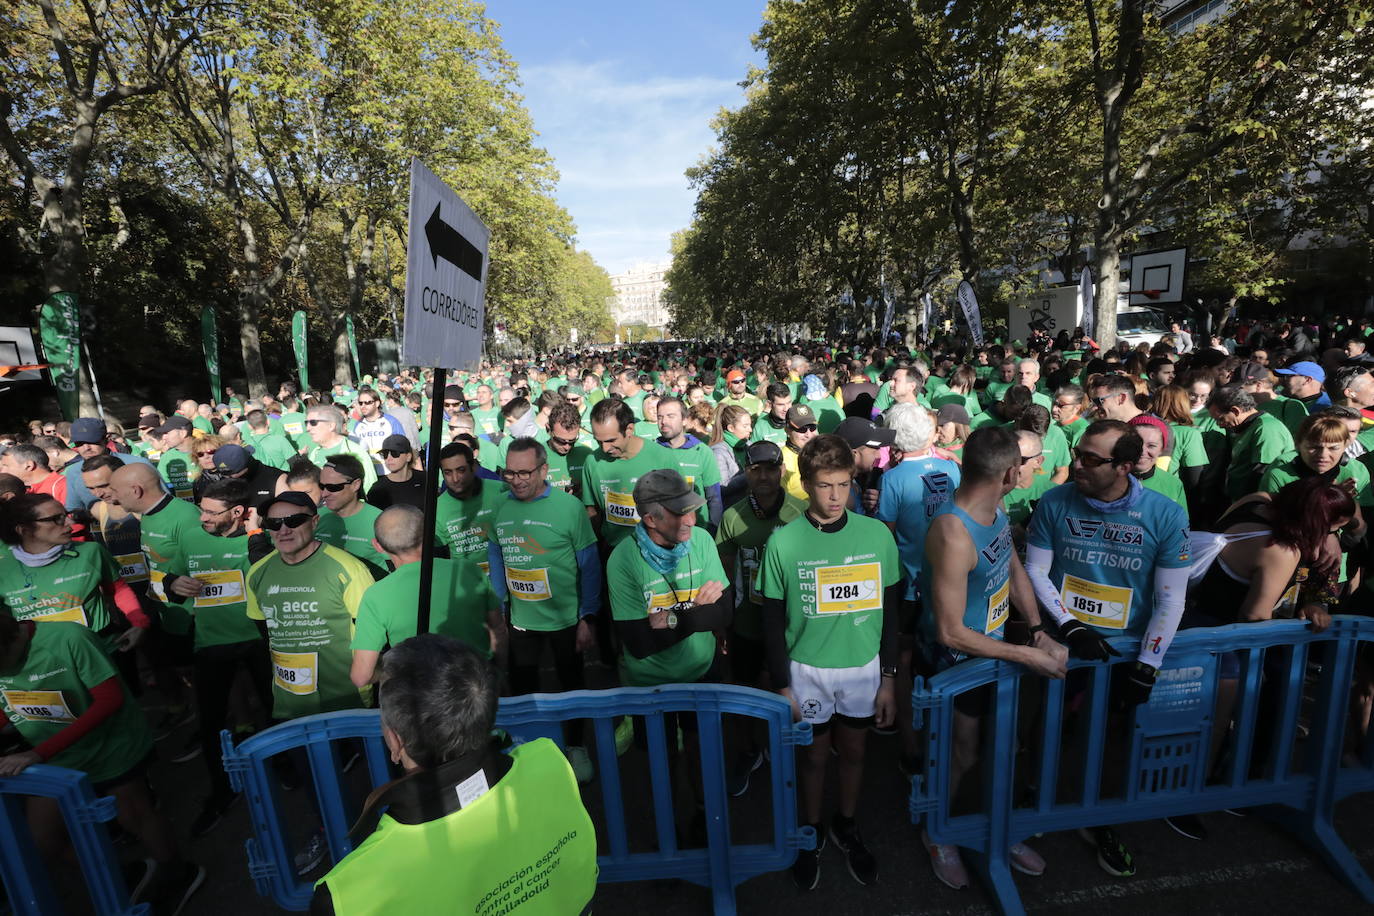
[
  {"x1": 744, "y1": 440, "x2": 783, "y2": 466},
  {"x1": 834, "y1": 417, "x2": 896, "y2": 449},
  {"x1": 155, "y1": 416, "x2": 193, "y2": 435},
  {"x1": 258, "y1": 490, "x2": 317, "y2": 515},
  {"x1": 381, "y1": 434, "x2": 412, "y2": 453}
]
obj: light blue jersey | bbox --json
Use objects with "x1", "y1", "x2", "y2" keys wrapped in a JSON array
[
  {"x1": 918, "y1": 501, "x2": 1013, "y2": 665},
  {"x1": 1027, "y1": 482, "x2": 1191, "y2": 639},
  {"x1": 877, "y1": 455, "x2": 962, "y2": 600}
]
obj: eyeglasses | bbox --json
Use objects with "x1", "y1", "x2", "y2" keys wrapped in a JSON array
[
  {"x1": 358, "y1": 399, "x2": 378, "y2": 406},
  {"x1": 548, "y1": 434, "x2": 578, "y2": 447},
  {"x1": 789, "y1": 424, "x2": 818, "y2": 434},
  {"x1": 379, "y1": 450, "x2": 408, "y2": 459},
  {"x1": 1074, "y1": 447, "x2": 1117, "y2": 468},
  {"x1": 262, "y1": 513, "x2": 314, "y2": 531},
  {"x1": 320, "y1": 479, "x2": 357, "y2": 492},
  {"x1": 500, "y1": 465, "x2": 546, "y2": 481},
  {"x1": 200, "y1": 505, "x2": 234, "y2": 517},
  {"x1": 443, "y1": 401, "x2": 463, "y2": 408},
  {"x1": 31, "y1": 511, "x2": 72, "y2": 525},
  {"x1": 194, "y1": 449, "x2": 218, "y2": 458},
  {"x1": 1020, "y1": 452, "x2": 1044, "y2": 465},
  {"x1": 306, "y1": 419, "x2": 328, "y2": 426}
]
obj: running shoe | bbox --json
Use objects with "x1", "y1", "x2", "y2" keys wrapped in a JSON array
[
  {"x1": 828, "y1": 817, "x2": 877, "y2": 886},
  {"x1": 1079, "y1": 826, "x2": 1135, "y2": 877},
  {"x1": 922, "y1": 829, "x2": 968, "y2": 889}
]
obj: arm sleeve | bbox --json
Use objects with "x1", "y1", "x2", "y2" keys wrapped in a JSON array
[
  {"x1": 103, "y1": 580, "x2": 151, "y2": 629},
  {"x1": 706, "y1": 484, "x2": 722, "y2": 533},
  {"x1": 575, "y1": 545, "x2": 602, "y2": 619},
  {"x1": 32, "y1": 677, "x2": 123, "y2": 761},
  {"x1": 1024, "y1": 543, "x2": 1072, "y2": 626},
  {"x1": 880, "y1": 581, "x2": 900, "y2": 669},
  {"x1": 615, "y1": 615, "x2": 692, "y2": 658},
  {"x1": 486, "y1": 541, "x2": 508, "y2": 605},
  {"x1": 1138, "y1": 564, "x2": 1190, "y2": 668},
  {"x1": 762, "y1": 595, "x2": 791, "y2": 689}
]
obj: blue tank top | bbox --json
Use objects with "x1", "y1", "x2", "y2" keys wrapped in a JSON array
[{"x1": 919, "y1": 501, "x2": 1013, "y2": 660}]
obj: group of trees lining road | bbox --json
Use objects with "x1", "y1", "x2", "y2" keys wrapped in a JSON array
[
  {"x1": 666, "y1": 0, "x2": 1374, "y2": 345},
  {"x1": 1, "y1": 0, "x2": 615, "y2": 402}
]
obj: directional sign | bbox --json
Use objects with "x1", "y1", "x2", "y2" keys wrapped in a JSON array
[{"x1": 403, "y1": 158, "x2": 490, "y2": 369}]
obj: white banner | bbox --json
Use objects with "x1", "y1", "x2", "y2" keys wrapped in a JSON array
[
  {"x1": 922, "y1": 292, "x2": 934, "y2": 336},
  {"x1": 1078, "y1": 267, "x2": 1094, "y2": 340},
  {"x1": 957, "y1": 280, "x2": 984, "y2": 347}
]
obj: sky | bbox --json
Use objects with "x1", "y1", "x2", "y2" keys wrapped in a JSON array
[{"x1": 487, "y1": 1, "x2": 767, "y2": 276}]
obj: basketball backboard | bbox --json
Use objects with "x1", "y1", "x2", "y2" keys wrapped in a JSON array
[{"x1": 1127, "y1": 247, "x2": 1187, "y2": 305}]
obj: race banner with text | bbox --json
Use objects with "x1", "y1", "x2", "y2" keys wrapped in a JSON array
[
  {"x1": 346, "y1": 314, "x2": 361, "y2": 380},
  {"x1": 39, "y1": 292, "x2": 81, "y2": 420},
  {"x1": 956, "y1": 280, "x2": 985, "y2": 348},
  {"x1": 291, "y1": 310, "x2": 309, "y2": 391},
  {"x1": 201, "y1": 305, "x2": 220, "y2": 405}
]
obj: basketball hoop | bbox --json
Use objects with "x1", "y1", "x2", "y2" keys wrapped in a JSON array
[{"x1": 1122, "y1": 289, "x2": 1163, "y2": 300}]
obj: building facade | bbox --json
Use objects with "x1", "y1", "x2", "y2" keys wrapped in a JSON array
[{"x1": 609, "y1": 262, "x2": 670, "y2": 329}]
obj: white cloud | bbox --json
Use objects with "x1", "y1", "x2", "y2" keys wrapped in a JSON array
[{"x1": 517, "y1": 61, "x2": 744, "y2": 274}]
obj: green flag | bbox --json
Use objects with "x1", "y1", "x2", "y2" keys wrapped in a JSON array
[
  {"x1": 39, "y1": 292, "x2": 81, "y2": 421},
  {"x1": 345, "y1": 314, "x2": 361, "y2": 380},
  {"x1": 291, "y1": 310, "x2": 309, "y2": 391},
  {"x1": 201, "y1": 305, "x2": 220, "y2": 405}
]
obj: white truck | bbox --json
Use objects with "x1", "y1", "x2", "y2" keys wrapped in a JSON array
[{"x1": 1008, "y1": 286, "x2": 1169, "y2": 348}]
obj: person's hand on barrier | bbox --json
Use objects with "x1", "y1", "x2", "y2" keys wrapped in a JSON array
[
  {"x1": 1299, "y1": 603, "x2": 1331, "y2": 633},
  {"x1": 1033, "y1": 630, "x2": 1070, "y2": 667},
  {"x1": 692, "y1": 580, "x2": 725, "y2": 607},
  {"x1": 1058, "y1": 619, "x2": 1120, "y2": 662},
  {"x1": 575, "y1": 617, "x2": 596, "y2": 651},
  {"x1": 1114, "y1": 661, "x2": 1158, "y2": 711},
  {"x1": 874, "y1": 680, "x2": 896, "y2": 728},
  {"x1": 1023, "y1": 646, "x2": 1067, "y2": 680},
  {"x1": 0, "y1": 750, "x2": 41, "y2": 776},
  {"x1": 779, "y1": 686, "x2": 801, "y2": 723},
  {"x1": 115, "y1": 626, "x2": 148, "y2": 653}
]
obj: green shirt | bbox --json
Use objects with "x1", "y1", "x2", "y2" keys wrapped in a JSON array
[
  {"x1": 759, "y1": 512, "x2": 900, "y2": 669},
  {"x1": 307, "y1": 438, "x2": 378, "y2": 492},
  {"x1": 0, "y1": 622, "x2": 151, "y2": 783},
  {"x1": 607, "y1": 526, "x2": 724, "y2": 686},
  {"x1": 317, "y1": 504, "x2": 390, "y2": 572},
  {"x1": 1042, "y1": 423, "x2": 1070, "y2": 476},
  {"x1": 1004, "y1": 473, "x2": 1054, "y2": 527},
  {"x1": 178, "y1": 527, "x2": 264, "y2": 650},
  {"x1": 1058, "y1": 416, "x2": 1090, "y2": 450},
  {"x1": 806, "y1": 395, "x2": 844, "y2": 434},
  {"x1": 245, "y1": 430, "x2": 298, "y2": 470},
  {"x1": 1226, "y1": 411, "x2": 1296, "y2": 501},
  {"x1": 1259, "y1": 394, "x2": 1311, "y2": 439},
  {"x1": 1260, "y1": 456, "x2": 1374, "y2": 506},
  {"x1": 246, "y1": 543, "x2": 375, "y2": 719},
  {"x1": 157, "y1": 447, "x2": 199, "y2": 501},
  {"x1": 1139, "y1": 468, "x2": 1189, "y2": 512},
  {"x1": 0, "y1": 543, "x2": 120, "y2": 645},
  {"x1": 352, "y1": 559, "x2": 497, "y2": 657},
  {"x1": 434, "y1": 479, "x2": 505, "y2": 573},
  {"x1": 278, "y1": 411, "x2": 308, "y2": 447},
  {"x1": 140, "y1": 495, "x2": 204, "y2": 635},
  {"x1": 654, "y1": 438, "x2": 721, "y2": 527},
  {"x1": 491, "y1": 487, "x2": 597, "y2": 631},
  {"x1": 580, "y1": 439, "x2": 670, "y2": 548},
  {"x1": 532, "y1": 430, "x2": 595, "y2": 498},
  {"x1": 714, "y1": 493, "x2": 808, "y2": 640},
  {"x1": 471, "y1": 407, "x2": 502, "y2": 436},
  {"x1": 751, "y1": 417, "x2": 788, "y2": 447},
  {"x1": 718, "y1": 392, "x2": 763, "y2": 417},
  {"x1": 1167, "y1": 423, "x2": 1208, "y2": 470}
]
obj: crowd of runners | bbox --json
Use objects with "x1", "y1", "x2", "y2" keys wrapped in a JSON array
[{"x1": 1, "y1": 312, "x2": 1373, "y2": 912}]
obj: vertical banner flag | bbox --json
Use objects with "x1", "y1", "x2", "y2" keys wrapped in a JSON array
[
  {"x1": 1079, "y1": 266, "x2": 1095, "y2": 340},
  {"x1": 200, "y1": 306, "x2": 220, "y2": 405},
  {"x1": 345, "y1": 314, "x2": 361, "y2": 380},
  {"x1": 38, "y1": 292, "x2": 81, "y2": 421},
  {"x1": 880, "y1": 294, "x2": 895, "y2": 343},
  {"x1": 922, "y1": 292, "x2": 935, "y2": 335},
  {"x1": 291, "y1": 309, "x2": 309, "y2": 391},
  {"x1": 956, "y1": 280, "x2": 985, "y2": 347}
]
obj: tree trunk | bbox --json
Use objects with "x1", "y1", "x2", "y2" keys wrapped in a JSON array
[
  {"x1": 237, "y1": 285, "x2": 269, "y2": 398},
  {"x1": 1094, "y1": 240, "x2": 1120, "y2": 348}
]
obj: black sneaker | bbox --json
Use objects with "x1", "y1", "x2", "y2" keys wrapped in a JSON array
[
  {"x1": 828, "y1": 817, "x2": 877, "y2": 886},
  {"x1": 151, "y1": 861, "x2": 206, "y2": 916},
  {"x1": 295, "y1": 830, "x2": 327, "y2": 876},
  {"x1": 1079, "y1": 826, "x2": 1135, "y2": 877},
  {"x1": 791, "y1": 825, "x2": 826, "y2": 890},
  {"x1": 190, "y1": 794, "x2": 238, "y2": 838},
  {"x1": 1164, "y1": 814, "x2": 1207, "y2": 841}
]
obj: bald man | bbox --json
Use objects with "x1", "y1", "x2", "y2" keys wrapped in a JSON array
[
  {"x1": 349, "y1": 505, "x2": 504, "y2": 687},
  {"x1": 110, "y1": 462, "x2": 202, "y2": 641}
]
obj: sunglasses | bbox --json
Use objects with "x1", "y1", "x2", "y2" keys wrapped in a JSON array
[
  {"x1": 1073, "y1": 448, "x2": 1117, "y2": 468},
  {"x1": 262, "y1": 513, "x2": 314, "y2": 531},
  {"x1": 320, "y1": 479, "x2": 357, "y2": 492},
  {"x1": 548, "y1": 434, "x2": 578, "y2": 448},
  {"x1": 195, "y1": 449, "x2": 218, "y2": 458},
  {"x1": 379, "y1": 449, "x2": 409, "y2": 459},
  {"x1": 1020, "y1": 452, "x2": 1043, "y2": 465},
  {"x1": 443, "y1": 401, "x2": 463, "y2": 408},
  {"x1": 358, "y1": 399, "x2": 378, "y2": 406},
  {"x1": 306, "y1": 419, "x2": 328, "y2": 426},
  {"x1": 789, "y1": 424, "x2": 818, "y2": 434}
]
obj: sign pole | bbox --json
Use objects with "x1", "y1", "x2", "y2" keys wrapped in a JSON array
[{"x1": 415, "y1": 368, "x2": 446, "y2": 635}]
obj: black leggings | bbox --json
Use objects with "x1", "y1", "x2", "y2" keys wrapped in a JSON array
[
  {"x1": 195, "y1": 638, "x2": 273, "y2": 799},
  {"x1": 508, "y1": 624, "x2": 585, "y2": 696}
]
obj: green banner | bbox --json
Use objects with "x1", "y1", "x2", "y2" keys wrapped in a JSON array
[
  {"x1": 38, "y1": 292, "x2": 81, "y2": 421},
  {"x1": 345, "y1": 314, "x2": 361, "y2": 380},
  {"x1": 201, "y1": 306, "x2": 221, "y2": 405},
  {"x1": 291, "y1": 310, "x2": 309, "y2": 391}
]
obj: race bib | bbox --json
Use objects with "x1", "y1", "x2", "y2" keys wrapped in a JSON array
[
  {"x1": 506, "y1": 566, "x2": 551, "y2": 601},
  {"x1": 193, "y1": 570, "x2": 247, "y2": 608},
  {"x1": 649, "y1": 587, "x2": 700, "y2": 613},
  {"x1": 272, "y1": 650, "x2": 318, "y2": 695},
  {"x1": 1061, "y1": 575, "x2": 1132, "y2": 630},
  {"x1": 605, "y1": 490, "x2": 640, "y2": 527},
  {"x1": 986, "y1": 580, "x2": 1010, "y2": 633},
  {"x1": 814, "y1": 563, "x2": 882, "y2": 614},
  {"x1": 115, "y1": 552, "x2": 149, "y2": 583},
  {"x1": 284, "y1": 422, "x2": 304, "y2": 436},
  {"x1": 32, "y1": 605, "x2": 88, "y2": 626},
  {"x1": 149, "y1": 569, "x2": 168, "y2": 601},
  {"x1": 2, "y1": 690, "x2": 75, "y2": 723}
]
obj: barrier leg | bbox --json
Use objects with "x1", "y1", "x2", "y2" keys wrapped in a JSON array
[
  {"x1": 0, "y1": 792, "x2": 62, "y2": 916},
  {"x1": 963, "y1": 847, "x2": 1025, "y2": 916}
]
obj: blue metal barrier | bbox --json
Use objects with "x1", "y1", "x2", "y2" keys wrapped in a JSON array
[
  {"x1": 909, "y1": 618, "x2": 1374, "y2": 915},
  {"x1": 222, "y1": 684, "x2": 814, "y2": 913},
  {"x1": 0, "y1": 764, "x2": 147, "y2": 915}
]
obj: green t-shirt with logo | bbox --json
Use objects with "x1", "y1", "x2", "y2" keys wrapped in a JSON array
[
  {"x1": 140, "y1": 495, "x2": 204, "y2": 635},
  {"x1": 245, "y1": 543, "x2": 376, "y2": 719},
  {"x1": 0, "y1": 543, "x2": 119, "y2": 646},
  {"x1": 1004, "y1": 473, "x2": 1055, "y2": 527},
  {"x1": 278, "y1": 411, "x2": 308, "y2": 447},
  {"x1": 751, "y1": 417, "x2": 788, "y2": 447},
  {"x1": 492, "y1": 487, "x2": 597, "y2": 631},
  {"x1": 307, "y1": 438, "x2": 378, "y2": 492},
  {"x1": 352, "y1": 559, "x2": 496, "y2": 657},
  {"x1": 0, "y1": 622, "x2": 151, "y2": 782},
  {"x1": 1165, "y1": 423, "x2": 1207, "y2": 471},
  {"x1": 714, "y1": 493, "x2": 808, "y2": 640},
  {"x1": 317, "y1": 504, "x2": 390, "y2": 573},
  {"x1": 157, "y1": 447, "x2": 199, "y2": 501},
  {"x1": 531, "y1": 430, "x2": 595, "y2": 498},
  {"x1": 434, "y1": 479, "x2": 505, "y2": 574},
  {"x1": 580, "y1": 440, "x2": 671, "y2": 548},
  {"x1": 1139, "y1": 468, "x2": 1189, "y2": 513},
  {"x1": 177, "y1": 527, "x2": 264, "y2": 650},
  {"x1": 607, "y1": 526, "x2": 725, "y2": 687},
  {"x1": 654, "y1": 439, "x2": 721, "y2": 527},
  {"x1": 1059, "y1": 416, "x2": 1090, "y2": 450},
  {"x1": 471, "y1": 407, "x2": 502, "y2": 436},
  {"x1": 759, "y1": 512, "x2": 900, "y2": 669},
  {"x1": 245, "y1": 430, "x2": 298, "y2": 470}
]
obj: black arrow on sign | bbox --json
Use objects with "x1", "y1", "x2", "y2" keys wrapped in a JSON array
[{"x1": 425, "y1": 202, "x2": 484, "y2": 282}]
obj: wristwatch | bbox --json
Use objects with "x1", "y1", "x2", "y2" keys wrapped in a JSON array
[
  {"x1": 666, "y1": 611, "x2": 678, "y2": 630},
  {"x1": 880, "y1": 666, "x2": 897, "y2": 678}
]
